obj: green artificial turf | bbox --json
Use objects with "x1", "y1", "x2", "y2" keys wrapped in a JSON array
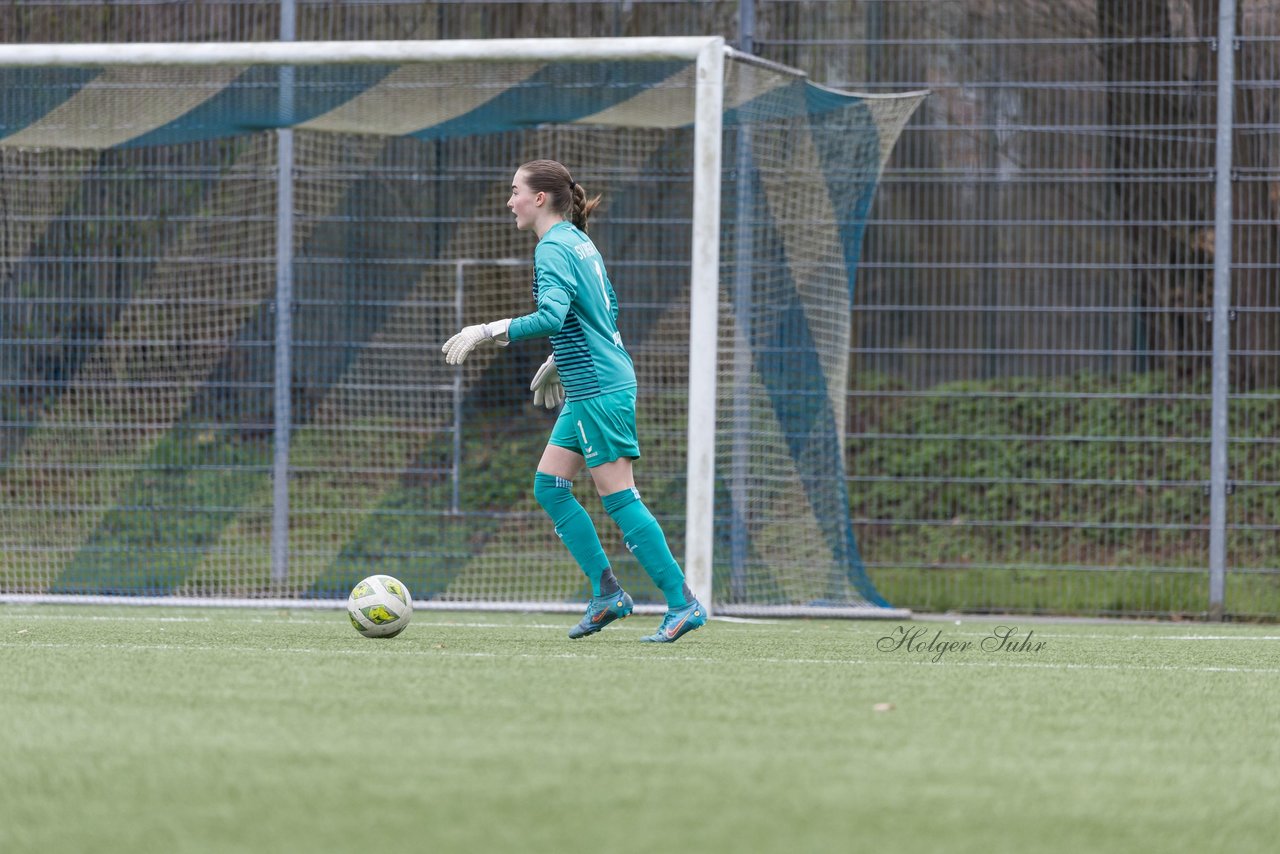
[{"x1": 2, "y1": 605, "x2": 1277, "y2": 854}]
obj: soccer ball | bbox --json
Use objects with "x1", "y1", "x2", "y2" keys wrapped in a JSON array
[{"x1": 346, "y1": 574, "x2": 413, "y2": 638}]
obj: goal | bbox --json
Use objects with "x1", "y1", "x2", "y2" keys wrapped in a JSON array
[{"x1": 0, "y1": 38, "x2": 923, "y2": 617}]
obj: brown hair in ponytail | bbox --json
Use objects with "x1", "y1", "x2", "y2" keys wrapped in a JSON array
[{"x1": 518, "y1": 159, "x2": 602, "y2": 232}]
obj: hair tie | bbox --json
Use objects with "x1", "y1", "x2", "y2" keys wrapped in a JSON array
[{"x1": 569, "y1": 180, "x2": 578, "y2": 190}]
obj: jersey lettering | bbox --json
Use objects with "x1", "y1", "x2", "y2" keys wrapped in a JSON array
[{"x1": 594, "y1": 261, "x2": 610, "y2": 313}]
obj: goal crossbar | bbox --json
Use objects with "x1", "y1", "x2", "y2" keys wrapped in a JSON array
[{"x1": 0, "y1": 37, "x2": 723, "y2": 67}]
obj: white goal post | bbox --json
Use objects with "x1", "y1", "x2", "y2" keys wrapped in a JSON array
[{"x1": 0, "y1": 38, "x2": 922, "y2": 619}]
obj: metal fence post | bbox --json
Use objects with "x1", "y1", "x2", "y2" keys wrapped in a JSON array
[
  {"x1": 1208, "y1": 0, "x2": 1237, "y2": 621},
  {"x1": 271, "y1": 0, "x2": 297, "y2": 586},
  {"x1": 451, "y1": 260, "x2": 464, "y2": 516}
]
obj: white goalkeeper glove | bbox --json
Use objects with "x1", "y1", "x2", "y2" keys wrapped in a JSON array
[
  {"x1": 529, "y1": 353, "x2": 565, "y2": 409},
  {"x1": 442, "y1": 318, "x2": 511, "y2": 365}
]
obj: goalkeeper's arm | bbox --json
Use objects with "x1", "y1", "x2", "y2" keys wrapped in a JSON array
[
  {"x1": 441, "y1": 287, "x2": 570, "y2": 365},
  {"x1": 507, "y1": 287, "x2": 570, "y2": 340}
]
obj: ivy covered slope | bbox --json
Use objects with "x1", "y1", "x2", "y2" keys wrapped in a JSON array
[{"x1": 848, "y1": 372, "x2": 1280, "y2": 618}]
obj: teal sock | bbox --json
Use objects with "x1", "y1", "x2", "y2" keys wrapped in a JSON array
[
  {"x1": 601, "y1": 487, "x2": 687, "y2": 608},
  {"x1": 534, "y1": 472, "x2": 610, "y2": 596}
]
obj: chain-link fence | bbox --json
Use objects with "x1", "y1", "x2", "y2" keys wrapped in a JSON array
[{"x1": 2, "y1": 0, "x2": 1277, "y2": 619}]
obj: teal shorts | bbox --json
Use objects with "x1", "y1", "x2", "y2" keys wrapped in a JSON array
[{"x1": 548, "y1": 387, "x2": 641, "y2": 467}]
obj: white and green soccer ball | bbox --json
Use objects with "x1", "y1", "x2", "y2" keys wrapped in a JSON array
[{"x1": 346, "y1": 574, "x2": 413, "y2": 638}]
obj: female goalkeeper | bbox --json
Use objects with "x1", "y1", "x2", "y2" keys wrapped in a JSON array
[{"x1": 442, "y1": 159, "x2": 704, "y2": 643}]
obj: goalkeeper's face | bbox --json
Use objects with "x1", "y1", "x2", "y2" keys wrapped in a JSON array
[{"x1": 508, "y1": 170, "x2": 543, "y2": 233}]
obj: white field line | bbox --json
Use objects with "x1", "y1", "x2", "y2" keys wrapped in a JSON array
[
  {"x1": 2, "y1": 639, "x2": 1279, "y2": 676},
  {"x1": 0, "y1": 612, "x2": 771, "y2": 630},
  {"x1": 2, "y1": 611, "x2": 1277, "y2": 642},
  {"x1": 0, "y1": 612, "x2": 569, "y2": 629}
]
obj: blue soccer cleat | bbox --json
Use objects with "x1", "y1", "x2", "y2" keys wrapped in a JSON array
[
  {"x1": 640, "y1": 599, "x2": 706, "y2": 643},
  {"x1": 568, "y1": 590, "x2": 634, "y2": 639}
]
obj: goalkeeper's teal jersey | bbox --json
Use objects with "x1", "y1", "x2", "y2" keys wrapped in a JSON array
[{"x1": 508, "y1": 221, "x2": 636, "y2": 401}]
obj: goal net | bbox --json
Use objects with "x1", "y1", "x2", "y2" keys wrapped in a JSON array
[{"x1": 0, "y1": 38, "x2": 923, "y2": 616}]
